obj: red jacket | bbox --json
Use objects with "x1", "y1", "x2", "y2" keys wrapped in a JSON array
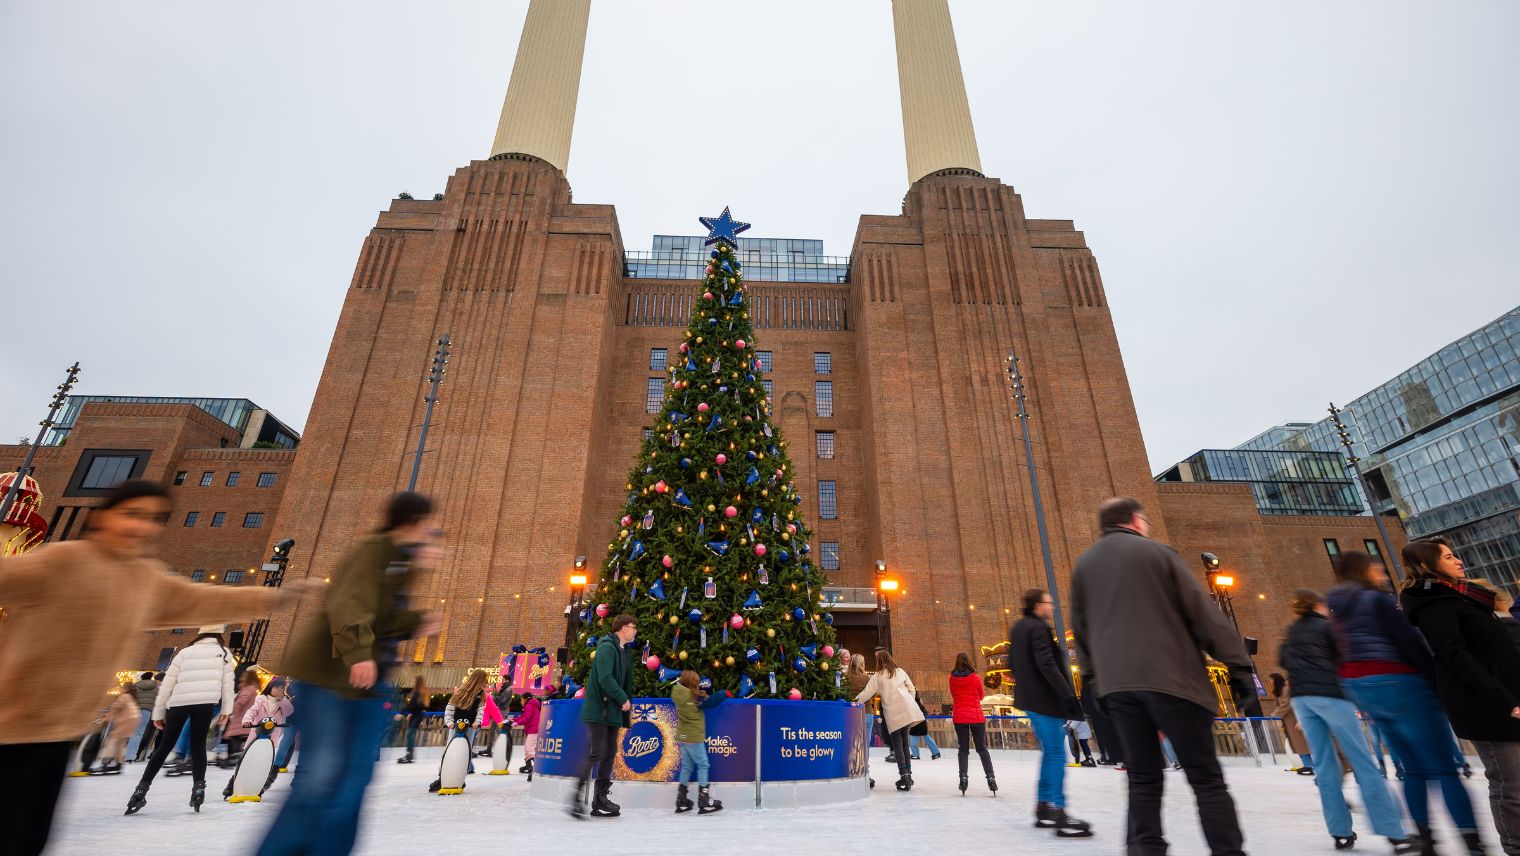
[
  {"x1": 519, "y1": 695, "x2": 543, "y2": 735},
  {"x1": 949, "y1": 670, "x2": 985, "y2": 724}
]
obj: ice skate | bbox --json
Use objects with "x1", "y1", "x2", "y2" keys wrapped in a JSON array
[
  {"x1": 698, "y1": 785, "x2": 723, "y2": 814},
  {"x1": 958, "y1": 772, "x2": 967, "y2": 795},
  {"x1": 124, "y1": 784, "x2": 148, "y2": 815},
  {"x1": 190, "y1": 779, "x2": 206, "y2": 812},
  {"x1": 675, "y1": 783, "x2": 694, "y2": 813}
]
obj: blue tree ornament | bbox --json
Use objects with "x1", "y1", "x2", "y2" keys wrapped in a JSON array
[
  {"x1": 792, "y1": 607, "x2": 806, "y2": 621},
  {"x1": 687, "y1": 608, "x2": 703, "y2": 624},
  {"x1": 792, "y1": 657, "x2": 808, "y2": 674},
  {"x1": 745, "y1": 647, "x2": 762, "y2": 664},
  {"x1": 659, "y1": 666, "x2": 683, "y2": 683},
  {"x1": 739, "y1": 674, "x2": 756, "y2": 697},
  {"x1": 648, "y1": 578, "x2": 667, "y2": 600},
  {"x1": 743, "y1": 590, "x2": 763, "y2": 610},
  {"x1": 706, "y1": 540, "x2": 730, "y2": 556}
]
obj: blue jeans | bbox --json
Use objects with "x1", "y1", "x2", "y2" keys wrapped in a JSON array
[
  {"x1": 124, "y1": 715, "x2": 151, "y2": 760},
  {"x1": 255, "y1": 683, "x2": 390, "y2": 856},
  {"x1": 678, "y1": 741, "x2": 710, "y2": 787},
  {"x1": 909, "y1": 732, "x2": 940, "y2": 759},
  {"x1": 1028, "y1": 711, "x2": 1068, "y2": 808},
  {"x1": 273, "y1": 723, "x2": 297, "y2": 769},
  {"x1": 1345, "y1": 674, "x2": 1478, "y2": 831},
  {"x1": 1293, "y1": 695, "x2": 1409, "y2": 838}
]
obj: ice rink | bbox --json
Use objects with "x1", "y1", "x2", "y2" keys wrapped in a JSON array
[{"x1": 48, "y1": 747, "x2": 1496, "y2": 855}]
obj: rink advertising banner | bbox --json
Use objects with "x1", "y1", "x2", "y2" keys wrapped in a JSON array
[
  {"x1": 501, "y1": 652, "x2": 555, "y2": 696},
  {"x1": 759, "y1": 701, "x2": 870, "y2": 781},
  {"x1": 536, "y1": 698, "x2": 860, "y2": 783}
]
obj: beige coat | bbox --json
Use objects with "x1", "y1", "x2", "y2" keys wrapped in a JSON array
[
  {"x1": 106, "y1": 692, "x2": 141, "y2": 736},
  {"x1": 0, "y1": 540, "x2": 284, "y2": 744},
  {"x1": 855, "y1": 668, "x2": 924, "y2": 733}
]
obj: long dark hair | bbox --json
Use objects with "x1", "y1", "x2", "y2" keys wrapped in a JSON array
[
  {"x1": 875, "y1": 648, "x2": 898, "y2": 677},
  {"x1": 952, "y1": 652, "x2": 974, "y2": 674},
  {"x1": 1401, "y1": 541, "x2": 1449, "y2": 591},
  {"x1": 1335, "y1": 551, "x2": 1376, "y2": 585}
]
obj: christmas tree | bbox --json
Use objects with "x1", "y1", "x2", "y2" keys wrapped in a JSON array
[{"x1": 569, "y1": 208, "x2": 842, "y2": 699}]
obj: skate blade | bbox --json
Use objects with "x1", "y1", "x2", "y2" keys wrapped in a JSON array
[
  {"x1": 228, "y1": 795, "x2": 262, "y2": 803},
  {"x1": 1056, "y1": 830, "x2": 1095, "y2": 838}
]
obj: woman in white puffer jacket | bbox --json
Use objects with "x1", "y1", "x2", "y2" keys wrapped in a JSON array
[{"x1": 127, "y1": 626, "x2": 235, "y2": 814}]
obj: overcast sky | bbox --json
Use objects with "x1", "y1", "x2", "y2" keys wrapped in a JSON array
[{"x1": 2, "y1": 1, "x2": 1515, "y2": 473}]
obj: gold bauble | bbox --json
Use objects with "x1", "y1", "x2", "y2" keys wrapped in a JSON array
[
  {"x1": 781, "y1": 533, "x2": 790, "y2": 541},
  {"x1": 765, "y1": 628, "x2": 776, "y2": 638},
  {"x1": 820, "y1": 661, "x2": 830, "y2": 671},
  {"x1": 620, "y1": 529, "x2": 629, "y2": 538},
  {"x1": 678, "y1": 650, "x2": 689, "y2": 661},
  {"x1": 670, "y1": 615, "x2": 680, "y2": 625},
  {"x1": 725, "y1": 656, "x2": 735, "y2": 666},
  {"x1": 696, "y1": 337, "x2": 704, "y2": 344},
  {"x1": 706, "y1": 504, "x2": 717, "y2": 513}
]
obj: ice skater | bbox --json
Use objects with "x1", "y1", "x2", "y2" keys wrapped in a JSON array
[
  {"x1": 570, "y1": 613, "x2": 637, "y2": 818},
  {"x1": 396, "y1": 677, "x2": 429, "y2": 764},
  {"x1": 1009, "y1": 588, "x2": 1093, "y2": 837},
  {"x1": 93, "y1": 683, "x2": 142, "y2": 775},
  {"x1": 671, "y1": 670, "x2": 727, "y2": 814},
  {"x1": 947, "y1": 652, "x2": 997, "y2": 795},
  {"x1": 517, "y1": 692, "x2": 543, "y2": 776},
  {"x1": 430, "y1": 669, "x2": 488, "y2": 791},
  {"x1": 127, "y1": 625, "x2": 237, "y2": 815},
  {"x1": 907, "y1": 691, "x2": 941, "y2": 761},
  {"x1": 853, "y1": 648, "x2": 923, "y2": 792},
  {"x1": 225, "y1": 676, "x2": 293, "y2": 799}
]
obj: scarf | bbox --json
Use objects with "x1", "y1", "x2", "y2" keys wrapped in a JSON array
[{"x1": 1433, "y1": 577, "x2": 1497, "y2": 610}]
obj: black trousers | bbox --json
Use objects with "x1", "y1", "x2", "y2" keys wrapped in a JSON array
[
  {"x1": 1107, "y1": 691, "x2": 1244, "y2": 856},
  {"x1": 1083, "y1": 693, "x2": 1123, "y2": 763},
  {"x1": 225, "y1": 735, "x2": 246, "y2": 760},
  {"x1": 954, "y1": 722, "x2": 995, "y2": 777},
  {"x1": 887, "y1": 726, "x2": 912, "y2": 776},
  {"x1": 0, "y1": 741, "x2": 72, "y2": 856},
  {"x1": 138, "y1": 703, "x2": 217, "y2": 785},
  {"x1": 577, "y1": 723, "x2": 619, "y2": 786}
]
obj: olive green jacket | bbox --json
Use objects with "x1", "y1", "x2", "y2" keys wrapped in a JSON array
[
  {"x1": 279, "y1": 534, "x2": 423, "y2": 697},
  {"x1": 581, "y1": 636, "x2": 633, "y2": 727}
]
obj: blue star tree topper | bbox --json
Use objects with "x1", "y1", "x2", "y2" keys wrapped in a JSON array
[{"x1": 699, "y1": 206, "x2": 751, "y2": 248}]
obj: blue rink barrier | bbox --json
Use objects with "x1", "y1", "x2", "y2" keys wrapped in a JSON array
[{"x1": 531, "y1": 697, "x2": 872, "y2": 808}]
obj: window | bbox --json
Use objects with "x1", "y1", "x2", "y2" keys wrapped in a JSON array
[
  {"x1": 761, "y1": 380, "x2": 773, "y2": 399},
  {"x1": 646, "y1": 378, "x2": 665, "y2": 413},
  {"x1": 243, "y1": 512, "x2": 264, "y2": 529},
  {"x1": 226, "y1": 472, "x2": 241, "y2": 487},
  {"x1": 818, "y1": 480, "x2": 838, "y2": 519},
  {"x1": 815, "y1": 381, "x2": 834, "y2": 417},
  {"x1": 190, "y1": 569, "x2": 207, "y2": 582},
  {"x1": 223, "y1": 569, "x2": 245, "y2": 585},
  {"x1": 199, "y1": 472, "x2": 214, "y2": 487},
  {"x1": 211, "y1": 512, "x2": 226, "y2": 528},
  {"x1": 155, "y1": 647, "x2": 175, "y2": 670},
  {"x1": 174, "y1": 471, "x2": 188, "y2": 486},
  {"x1": 80, "y1": 456, "x2": 137, "y2": 490},
  {"x1": 650, "y1": 348, "x2": 668, "y2": 371},
  {"x1": 183, "y1": 511, "x2": 200, "y2": 528},
  {"x1": 257, "y1": 472, "x2": 277, "y2": 488},
  {"x1": 814, "y1": 352, "x2": 832, "y2": 374},
  {"x1": 820, "y1": 542, "x2": 840, "y2": 572},
  {"x1": 756, "y1": 351, "x2": 773, "y2": 372},
  {"x1": 1323, "y1": 538, "x2": 1341, "y2": 569},
  {"x1": 816, "y1": 431, "x2": 836, "y2": 459},
  {"x1": 642, "y1": 428, "x2": 654, "y2": 441},
  {"x1": 170, "y1": 627, "x2": 185, "y2": 634},
  {"x1": 1364, "y1": 540, "x2": 1383, "y2": 560}
]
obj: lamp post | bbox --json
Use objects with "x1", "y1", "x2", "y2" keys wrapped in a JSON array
[
  {"x1": 1327, "y1": 402, "x2": 1404, "y2": 584},
  {"x1": 406, "y1": 335, "x2": 451, "y2": 493},
  {"x1": 876, "y1": 573, "x2": 899, "y2": 652},
  {"x1": 0, "y1": 362, "x2": 81, "y2": 526},
  {"x1": 564, "y1": 557, "x2": 588, "y2": 652},
  {"x1": 1006, "y1": 353, "x2": 1068, "y2": 647},
  {"x1": 239, "y1": 538, "x2": 295, "y2": 664}
]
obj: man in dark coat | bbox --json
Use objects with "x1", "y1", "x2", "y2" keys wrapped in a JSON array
[
  {"x1": 1009, "y1": 589, "x2": 1092, "y2": 837},
  {"x1": 1071, "y1": 497, "x2": 1254, "y2": 856},
  {"x1": 570, "y1": 613, "x2": 636, "y2": 819}
]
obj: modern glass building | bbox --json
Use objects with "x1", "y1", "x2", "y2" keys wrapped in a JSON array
[
  {"x1": 624, "y1": 235, "x2": 850, "y2": 283},
  {"x1": 44, "y1": 396, "x2": 300, "y2": 449},
  {"x1": 1238, "y1": 306, "x2": 1520, "y2": 589},
  {"x1": 1156, "y1": 448, "x2": 1362, "y2": 516}
]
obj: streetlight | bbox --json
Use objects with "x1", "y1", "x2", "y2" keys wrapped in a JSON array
[
  {"x1": 0, "y1": 363, "x2": 81, "y2": 527},
  {"x1": 876, "y1": 569, "x2": 899, "y2": 651},
  {"x1": 1006, "y1": 353, "x2": 1068, "y2": 647},
  {"x1": 563, "y1": 557, "x2": 589, "y2": 651},
  {"x1": 239, "y1": 538, "x2": 296, "y2": 663},
  {"x1": 1327, "y1": 403, "x2": 1404, "y2": 584}
]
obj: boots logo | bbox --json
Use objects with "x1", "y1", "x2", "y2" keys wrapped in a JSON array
[
  {"x1": 618, "y1": 719, "x2": 669, "y2": 777},
  {"x1": 625, "y1": 735, "x2": 661, "y2": 759}
]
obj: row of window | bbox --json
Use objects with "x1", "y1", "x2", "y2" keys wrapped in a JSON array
[
  {"x1": 184, "y1": 511, "x2": 264, "y2": 529},
  {"x1": 173, "y1": 470, "x2": 279, "y2": 488},
  {"x1": 646, "y1": 375, "x2": 834, "y2": 419},
  {"x1": 1321, "y1": 537, "x2": 1385, "y2": 570},
  {"x1": 651, "y1": 348, "x2": 833, "y2": 375},
  {"x1": 187, "y1": 568, "x2": 248, "y2": 584}
]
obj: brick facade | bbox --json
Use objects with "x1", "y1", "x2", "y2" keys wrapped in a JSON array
[{"x1": 0, "y1": 401, "x2": 295, "y2": 669}]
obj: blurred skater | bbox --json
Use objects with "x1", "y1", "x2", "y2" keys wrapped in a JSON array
[
  {"x1": 254, "y1": 492, "x2": 441, "y2": 856},
  {"x1": 0, "y1": 480, "x2": 308, "y2": 855},
  {"x1": 395, "y1": 677, "x2": 428, "y2": 765},
  {"x1": 94, "y1": 683, "x2": 142, "y2": 775}
]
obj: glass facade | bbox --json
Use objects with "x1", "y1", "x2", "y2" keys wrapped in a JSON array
[
  {"x1": 1239, "y1": 306, "x2": 1520, "y2": 588},
  {"x1": 1156, "y1": 448, "x2": 1361, "y2": 516},
  {"x1": 43, "y1": 395, "x2": 299, "y2": 448},
  {"x1": 625, "y1": 235, "x2": 849, "y2": 283}
]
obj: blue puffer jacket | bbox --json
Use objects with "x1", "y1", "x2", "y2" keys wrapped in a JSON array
[{"x1": 1325, "y1": 582, "x2": 1435, "y2": 673}]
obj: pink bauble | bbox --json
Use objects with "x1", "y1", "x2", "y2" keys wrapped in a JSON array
[
  {"x1": 787, "y1": 523, "x2": 797, "y2": 534},
  {"x1": 703, "y1": 291, "x2": 713, "y2": 300},
  {"x1": 596, "y1": 603, "x2": 610, "y2": 618},
  {"x1": 697, "y1": 402, "x2": 710, "y2": 413},
  {"x1": 744, "y1": 415, "x2": 753, "y2": 422},
  {"x1": 754, "y1": 544, "x2": 767, "y2": 557},
  {"x1": 787, "y1": 688, "x2": 802, "y2": 700},
  {"x1": 729, "y1": 614, "x2": 744, "y2": 629},
  {"x1": 735, "y1": 339, "x2": 746, "y2": 350},
  {"x1": 654, "y1": 481, "x2": 668, "y2": 493},
  {"x1": 679, "y1": 342, "x2": 688, "y2": 353},
  {"x1": 574, "y1": 688, "x2": 585, "y2": 698},
  {"x1": 662, "y1": 555, "x2": 674, "y2": 568},
  {"x1": 705, "y1": 265, "x2": 714, "y2": 274},
  {"x1": 715, "y1": 453, "x2": 727, "y2": 465},
  {"x1": 724, "y1": 506, "x2": 737, "y2": 518},
  {"x1": 822, "y1": 645, "x2": 835, "y2": 658},
  {"x1": 645, "y1": 656, "x2": 661, "y2": 671}
]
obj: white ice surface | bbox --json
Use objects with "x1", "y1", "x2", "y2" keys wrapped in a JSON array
[{"x1": 47, "y1": 747, "x2": 1495, "y2": 855}]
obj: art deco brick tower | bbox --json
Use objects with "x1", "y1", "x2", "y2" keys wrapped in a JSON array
[{"x1": 264, "y1": 0, "x2": 1163, "y2": 690}]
